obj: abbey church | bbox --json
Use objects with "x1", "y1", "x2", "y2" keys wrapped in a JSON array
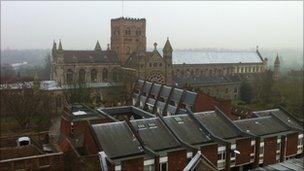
[{"x1": 51, "y1": 17, "x2": 276, "y2": 100}]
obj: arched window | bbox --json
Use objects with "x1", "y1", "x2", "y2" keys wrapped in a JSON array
[
  {"x1": 126, "y1": 47, "x2": 131, "y2": 55},
  {"x1": 102, "y1": 68, "x2": 108, "y2": 82},
  {"x1": 91, "y1": 69, "x2": 97, "y2": 82},
  {"x1": 67, "y1": 69, "x2": 73, "y2": 84},
  {"x1": 79, "y1": 69, "x2": 86, "y2": 83}
]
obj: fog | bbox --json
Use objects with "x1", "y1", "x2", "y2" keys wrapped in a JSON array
[{"x1": 1, "y1": 1, "x2": 303, "y2": 50}]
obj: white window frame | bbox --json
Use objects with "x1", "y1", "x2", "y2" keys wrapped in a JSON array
[{"x1": 144, "y1": 159, "x2": 155, "y2": 171}]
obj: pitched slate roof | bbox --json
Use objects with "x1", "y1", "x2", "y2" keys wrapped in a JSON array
[
  {"x1": 131, "y1": 118, "x2": 181, "y2": 152},
  {"x1": 132, "y1": 80, "x2": 198, "y2": 115},
  {"x1": 234, "y1": 116, "x2": 291, "y2": 137},
  {"x1": 252, "y1": 157, "x2": 304, "y2": 171},
  {"x1": 175, "y1": 75, "x2": 241, "y2": 87},
  {"x1": 91, "y1": 121, "x2": 144, "y2": 160},
  {"x1": 164, "y1": 114, "x2": 212, "y2": 146},
  {"x1": 195, "y1": 111, "x2": 241, "y2": 139},
  {"x1": 124, "y1": 50, "x2": 163, "y2": 68},
  {"x1": 253, "y1": 109, "x2": 303, "y2": 131},
  {"x1": 173, "y1": 51, "x2": 263, "y2": 64},
  {"x1": 62, "y1": 50, "x2": 119, "y2": 64}
]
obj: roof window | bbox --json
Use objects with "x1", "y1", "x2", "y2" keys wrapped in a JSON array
[
  {"x1": 148, "y1": 123, "x2": 157, "y2": 129},
  {"x1": 138, "y1": 124, "x2": 147, "y2": 130},
  {"x1": 174, "y1": 117, "x2": 183, "y2": 124}
]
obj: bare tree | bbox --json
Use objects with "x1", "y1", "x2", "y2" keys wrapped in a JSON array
[{"x1": 1, "y1": 81, "x2": 53, "y2": 131}]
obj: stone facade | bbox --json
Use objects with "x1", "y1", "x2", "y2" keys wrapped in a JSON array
[
  {"x1": 51, "y1": 41, "x2": 121, "y2": 85},
  {"x1": 124, "y1": 40, "x2": 173, "y2": 85},
  {"x1": 111, "y1": 17, "x2": 146, "y2": 63},
  {"x1": 52, "y1": 17, "x2": 270, "y2": 100}
]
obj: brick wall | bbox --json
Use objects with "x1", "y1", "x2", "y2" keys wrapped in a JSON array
[
  {"x1": 236, "y1": 138, "x2": 251, "y2": 166},
  {"x1": 0, "y1": 145, "x2": 41, "y2": 160},
  {"x1": 60, "y1": 116, "x2": 71, "y2": 137},
  {"x1": 168, "y1": 150, "x2": 187, "y2": 171},
  {"x1": 263, "y1": 136, "x2": 277, "y2": 165},
  {"x1": 194, "y1": 92, "x2": 234, "y2": 119},
  {"x1": 201, "y1": 144, "x2": 218, "y2": 166},
  {"x1": 121, "y1": 157, "x2": 144, "y2": 171},
  {"x1": 285, "y1": 132, "x2": 298, "y2": 157},
  {"x1": 0, "y1": 152, "x2": 64, "y2": 171}
]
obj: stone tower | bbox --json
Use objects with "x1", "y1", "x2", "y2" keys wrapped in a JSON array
[
  {"x1": 273, "y1": 53, "x2": 280, "y2": 81},
  {"x1": 111, "y1": 17, "x2": 146, "y2": 63}
]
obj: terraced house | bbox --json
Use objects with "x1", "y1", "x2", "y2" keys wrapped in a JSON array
[{"x1": 58, "y1": 80, "x2": 303, "y2": 171}]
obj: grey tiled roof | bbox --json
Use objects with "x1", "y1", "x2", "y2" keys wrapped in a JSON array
[
  {"x1": 253, "y1": 109, "x2": 303, "y2": 131},
  {"x1": 234, "y1": 116, "x2": 290, "y2": 136},
  {"x1": 173, "y1": 51, "x2": 263, "y2": 64},
  {"x1": 252, "y1": 157, "x2": 304, "y2": 171},
  {"x1": 131, "y1": 118, "x2": 181, "y2": 152},
  {"x1": 195, "y1": 111, "x2": 241, "y2": 139},
  {"x1": 62, "y1": 50, "x2": 119, "y2": 64},
  {"x1": 164, "y1": 114, "x2": 212, "y2": 145},
  {"x1": 92, "y1": 121, "x2": 144, "y2": 159}
]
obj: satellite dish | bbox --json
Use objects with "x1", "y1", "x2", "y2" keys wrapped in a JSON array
[{"x1": 234, "y1": 150, "x2": 241, "y2": 155}]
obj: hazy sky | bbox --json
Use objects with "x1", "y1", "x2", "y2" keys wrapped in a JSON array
[{"x1": 1, "y1": 1, "x2": 303, "y2": 50}]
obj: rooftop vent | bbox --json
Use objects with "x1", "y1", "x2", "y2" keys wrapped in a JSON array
[
  {"x1": 17, "y1": 137, "x2": 30, "y2": 146},
  {"x1": 138, "y1": 146, "x2": 144, "y2": 151},
  {"x1": 174, "y1": 117, "x2": 183, "y2": 124},
  {"x1": 72, "y1": 110, "x2": 87, "y2": 116},
  {"x1": 148, "y1": 123, "x2": 157, "y2": 129},
  {"x1": 137, "y1": 124, "x2": 146, "y2": 130}
]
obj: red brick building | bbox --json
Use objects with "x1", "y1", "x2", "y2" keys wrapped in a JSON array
[
  {"x1": 58, "y1": 79, "x2": 303, "y2": 171},
  {"x1": 0, "y1": 132, "x2": 64, "y2": 171}
]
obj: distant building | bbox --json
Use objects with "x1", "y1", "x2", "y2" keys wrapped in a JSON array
[
  {"x1": 51, "y1": 40, "x2": 121, "y2": 85},
  {"x1": 51, "y1": 17, "x2": 271, "y2": 100}
]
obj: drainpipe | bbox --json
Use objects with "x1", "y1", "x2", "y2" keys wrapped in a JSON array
[
  {"x1": 280, "y1": 135, "x2": 286, "y2": 162},
  {"x1": 253, "y1": 137, "x2": 260, "y2": 168},
  {"x1": 225, "y1": 143, "x2": 231, "y2": 171}
]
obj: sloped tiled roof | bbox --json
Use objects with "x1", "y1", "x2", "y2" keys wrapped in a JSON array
[
  {"x1": 62, "y1": 50, "x2": 119, "y2": 64},
  {"x1": 195, "y1": 111, "x2": 241, "y2": 139},
  {"x1": 173, "y1": 51, "x2": 263, "y2": 64},
  {"x1": 253, "y1": 109, "x2": 303, "y2": 131},
  {"x1": 164, "y1": 114, "x2": 212, "y2": 146},
  {"x1": 234, "y1": 116, "x2": 291, "y2": 137},
  {"x1": 131, "y1": 118, "x2": 181, "y2": 152},
  {"x1": 92, "y1": 121, "x2": 144, "y2": 159}
]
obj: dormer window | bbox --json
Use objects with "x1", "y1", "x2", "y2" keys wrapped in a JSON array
[
  {"x1": 138, "y1": 124, "x2": 146, "y2": 130},
  {"x1": 148, "y1": 123, "x2": 157, "y2": 129}
]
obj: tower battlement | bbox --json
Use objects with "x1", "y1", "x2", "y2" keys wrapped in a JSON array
[
  {"x1": 111, "y1": 17, "x2": 146, "y2": 63},
  {"x1": 111, "y1": 17, "x2": 146, "y2": 22}
]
